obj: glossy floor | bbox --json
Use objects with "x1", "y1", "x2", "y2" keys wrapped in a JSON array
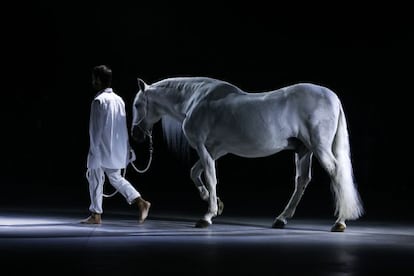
[{"x1": 0, "y1": 208, "x2": 413, "y2": 275}]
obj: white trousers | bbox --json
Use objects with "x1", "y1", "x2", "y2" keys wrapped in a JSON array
[{"x1": 86, "y1": 167, "x2": 140, "y2": 214}]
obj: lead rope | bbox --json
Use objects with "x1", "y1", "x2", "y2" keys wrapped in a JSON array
[
  {"x1": 130, "y1": 133, "x2": 153, "y2": 173},
  {"x1": 102, "y1": 133, "x2": 153, "y2": 198}
]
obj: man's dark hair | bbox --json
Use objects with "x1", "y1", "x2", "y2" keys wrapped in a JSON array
[{"x1": 92, "y1": 65, "x2": 112, "y2": 87}]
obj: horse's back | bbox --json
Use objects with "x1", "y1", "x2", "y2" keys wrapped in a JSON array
[
  {"x1": 186, "y1": 80, "x2": 341, "y2": 125},
  {"x1": 268, "y1": 83, "x2": 341, "y2": 121},
  {"x1": 204, "y1": 81, "x2": 340, "y2": 110},
  {"x1": 282, "y1": 83, "x2": 340, "y2": 105}
]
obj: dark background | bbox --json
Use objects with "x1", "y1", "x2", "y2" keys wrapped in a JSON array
[{"x1": 3, "y1": 2, "x2": 412, "y2": 222}]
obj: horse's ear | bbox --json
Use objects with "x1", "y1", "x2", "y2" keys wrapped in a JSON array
[{"x1": 137, "y1": 78, "x2": 147, "y2": 92}]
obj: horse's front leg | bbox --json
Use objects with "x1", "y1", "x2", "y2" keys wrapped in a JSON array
[
  {"x1": 190, "y1": 160, "x2": 209, "y2": 201},
  {"x1": 194, "y1": 145, "x2": 218, "y2": 228},
  {"x1": 191, "y1": 160, "x2": 224, "y2": 217}
]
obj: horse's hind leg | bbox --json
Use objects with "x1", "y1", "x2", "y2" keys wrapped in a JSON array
[
  {"x1": 312, "y1": 147, "x2": 347, "y2": 232},
  {"x1": 190, "y1": 160, "x2": 224, "y2": 215},
  {"x1": 272, "y1": 149, "x2": 313, "y2": 228}
]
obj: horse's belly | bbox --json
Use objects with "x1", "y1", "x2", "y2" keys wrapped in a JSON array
[
  {"x1": 231, "y1": 146, "x2": 286, "y2": 158},
  {"x1": 204, "y1": 98, "x2": 298, "y2": 157},
  {"x1": 208, "y1": 132, "x2": 290, "y2": 158}
]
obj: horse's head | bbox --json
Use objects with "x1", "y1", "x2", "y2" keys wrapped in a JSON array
[{"x1": 131, "y1": 78, "x2": 159, "y2": 143}]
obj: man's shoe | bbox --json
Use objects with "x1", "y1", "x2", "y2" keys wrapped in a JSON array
[
  {"x1": 80, "y1": 213, "x2": 102, "y2": 224},
  {"x1": 135, "y1": 197, "x2": 151, "y2": 223}
]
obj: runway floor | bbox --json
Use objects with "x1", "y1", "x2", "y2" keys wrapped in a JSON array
[{"x1": 0, "y1": 207, "x2": 413, "y2": 275}]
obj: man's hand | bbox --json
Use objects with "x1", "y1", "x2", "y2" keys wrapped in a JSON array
[{"x1": 129, "y1": 148, "x2": 136, "y2": 162}]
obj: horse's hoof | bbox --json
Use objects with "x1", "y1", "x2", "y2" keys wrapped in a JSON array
[
  {"x1": 195, "y1": 219, "x2": 211, "y2": 228},
  {"x1": 217, "y1": 198, "x2": 224, "y2": 215},
  {"x1": 272, "y1": 218, "x2": 287, "y2": 229},
  {"x1": 331, "y1": 222, "x2": 346, "y2": 232}
]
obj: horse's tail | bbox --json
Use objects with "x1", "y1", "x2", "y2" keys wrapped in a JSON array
[
  {"x1": 161, "y1": 115, "x2": 192, "y2": 164},
  {"x1": 331, "y1": 104, "x2": 364, "y2": 220}
]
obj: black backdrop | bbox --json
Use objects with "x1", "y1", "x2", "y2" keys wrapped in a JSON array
[{"x1": 4, "y1": 2, "x2": 413, "y2": 221}]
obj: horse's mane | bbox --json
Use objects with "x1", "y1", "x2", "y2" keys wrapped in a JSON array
[
  {"x1": 152, "y1": 77, "x2": 244, "y2": 99},
  {"x1": 152, "y1": 77, "x2": 219, "y2": 88},
  {"x1": 161, "y1": 115, "x2": 192, "y2": 165}
]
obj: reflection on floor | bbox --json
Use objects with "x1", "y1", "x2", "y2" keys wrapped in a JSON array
[{"x1": 0, "y1": 208, "x2": 413, "y2": 275}]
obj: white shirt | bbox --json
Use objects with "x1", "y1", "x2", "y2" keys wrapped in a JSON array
[{"x1": 87, "y1": 88, "x2": 130, "y2": 169}]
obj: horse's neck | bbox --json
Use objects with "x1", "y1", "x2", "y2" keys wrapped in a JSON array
[
  {"x1": 150, "y1": 85, "x2": 193, "y2": 122},
  {"x1": 150, "y1": 77, "x2": 245, "y2": 120}
]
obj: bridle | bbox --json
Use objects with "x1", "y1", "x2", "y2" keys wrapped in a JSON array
[{"x1": 130, "y1": 92, "x2": 154, "y2": 173}]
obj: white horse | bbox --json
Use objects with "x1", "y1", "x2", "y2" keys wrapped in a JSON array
[{"x1": 131, "y1": 77, "x2": 364, "y2": 232}]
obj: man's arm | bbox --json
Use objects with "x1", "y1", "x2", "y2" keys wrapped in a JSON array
[{"x1": 87, "y1": 99, "x2": 105, "y2": 169}]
